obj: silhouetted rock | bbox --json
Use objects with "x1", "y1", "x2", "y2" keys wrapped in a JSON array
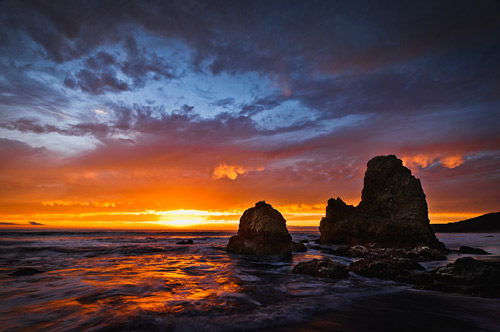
[
  {"x1": 320, "y1": 155, "x2": 444, "y2": 249},
  {"x1": 431, "y1": 212, "x2": 500, "y2": 233},
  {"x1": 434, "y1": 257, "x2": 500, "y2": 284},
  {"x1": 9, "y1": 267, "x2": 44, "y2": 276},
  {"x1": 292, "y1": 259, "x2": 349, "y2": 279},
  {"x1": 176, "y1": 239, "x2": 194, "y2": 245},
  {"x1": 291, "y1": 241, "x2": 307, "y2": 252},
  {"x1": 226, "y1": 201, "x2": 293, "y2": 255},
  {"x1": 417, "y1": 257, "x2": 500, "y2": 298},
  {"x1": 333, "y1": 245, "x2": 447, "y2": 262},
  {"x1": 458, "y1": 246, "x2": 491, "y2": 255},
  {"x1": 349, "y1": 258, "x2": 424, "y2": 283}
]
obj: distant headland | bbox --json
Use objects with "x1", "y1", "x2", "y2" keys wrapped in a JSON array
[{"x1": 431, "y1": 212, "x2": 500, "y2": 233}]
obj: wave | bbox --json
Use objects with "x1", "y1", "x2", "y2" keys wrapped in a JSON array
[{"x1": 0, "y1": 244, "x2": 191, "y2": 257}]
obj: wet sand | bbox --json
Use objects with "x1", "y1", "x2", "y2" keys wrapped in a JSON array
[{"x1": 265, "y1": 289, "x2": 500, "y2": 332}]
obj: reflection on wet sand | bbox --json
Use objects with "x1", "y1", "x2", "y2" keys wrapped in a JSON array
[{"x1": 1, "y1": 231, "x2": 499, "y2": 331}]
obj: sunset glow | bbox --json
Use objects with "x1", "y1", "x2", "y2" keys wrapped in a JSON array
[{"x1": 0, "y1": 0, "x2": 499, "y2": 230}]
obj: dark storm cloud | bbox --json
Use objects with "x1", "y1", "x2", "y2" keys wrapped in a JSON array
[
  {"x1": 65, "y1": 68, "x2": 130, "y2": 95},
  {"x1": 111, "y1": 103, "x2": 261, "y2": 142},
  {"x1": 2, "y1": 0, "x2": 499, "y2": 109},
  {"x1": 61, "y1": 37, "x2": 176, "y2": 95}
]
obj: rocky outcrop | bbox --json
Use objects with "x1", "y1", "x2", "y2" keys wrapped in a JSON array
[
  {"x1": 226, "y1": 201, "x2": 300, "y2": 256},
  {"x1": 291, "y1": 241, "x2": 307, "y2": 252},
  {"x1": 319, "y1": 155, "x2": 443, "y2": 249},
  {"x1": 418, "y1": 257, "x2": 500, "y2": 298},
  {"x1": 458, "y1": 246, "x2": 491, "y2": 255},
  {"x1": 292, "y1": 259, "x2": 349, "y2": 279},
  {"x1": 434, "y1": 257, "x2": 500, "y2": 284},
  {"x1": 325, "y1": 245, "x2": 447, "y2": 262},
  {"x1": 349, "y1": 258, "x2": 424, "y2": 283}
]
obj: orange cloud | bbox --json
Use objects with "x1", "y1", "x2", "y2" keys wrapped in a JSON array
[
  {"x1": 440, "y1": 155, "x2": 465, "y2": 168},
  {"x1": 213, "y1": 164, "x2": 264, "y2": 180},
  {"x1": 402, "y1": 154, "x2": 465, "y2": 169},
  {"x1": 42, "y1": 200, "x2": 119, "y2": 208},
  {"x1": 213, "y1": 164, "x2": 246, "y2": 180}
]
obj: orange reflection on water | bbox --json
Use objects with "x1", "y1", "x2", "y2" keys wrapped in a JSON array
[{"x1": 71, "y1": 252, "x2": 240, "y2": 317}]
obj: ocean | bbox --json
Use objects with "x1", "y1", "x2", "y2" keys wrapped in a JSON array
[{"x1": 0, "y1": 231, "x2": 499, "y2": 332}]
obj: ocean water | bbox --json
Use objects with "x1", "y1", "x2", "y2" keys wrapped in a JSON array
[{"x1": 0, "y1": 231, "x2": 498, "y2": 332}]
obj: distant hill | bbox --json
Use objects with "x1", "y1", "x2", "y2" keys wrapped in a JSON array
[{"x1": 431, "y1": 212, "x2": 500, "y2": 233}]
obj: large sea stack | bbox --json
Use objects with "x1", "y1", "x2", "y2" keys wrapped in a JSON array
[
  {"x1": 226, "y1": 201, "x2": 294, "y2": 255},
  {"x1": 319, "y1": 155, "x2": 443, "y2": 249}
]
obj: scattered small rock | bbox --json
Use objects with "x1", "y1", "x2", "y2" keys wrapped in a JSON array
[
  {"x1": 405, "y1": 246, "x2": 448, "y2": 261},
  {"x1": 458, "y1": 246, "x2": 491, "y2": 255},
  {"x1": 176, "y1": 240, "x2": 194, "y2": 245},
  {"x1": 323, "y1": 245, "x2": 447, "y2": 262},
  {"x1": 291, "y1": 241, "x2": 307, "y2": 252},
  {"x1": 292, "y1": 259, "x2": 349, "y2": 279},
  {"x1": 9, "y1": 267, "x2": 44, "y2": 276},
  {"x1": 349, "y1": 258, "x2": 424, "y2": 283}
]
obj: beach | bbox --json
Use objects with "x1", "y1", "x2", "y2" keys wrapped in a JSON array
[{"x1": 1, "y1": 231, "x2": 499, "y2": 331}]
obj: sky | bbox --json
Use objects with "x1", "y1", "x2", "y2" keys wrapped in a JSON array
[{"x1": 0, "y1": 0, "x2": 499, "y2": 229}]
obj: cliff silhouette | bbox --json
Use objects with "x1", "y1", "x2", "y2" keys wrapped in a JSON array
[{"x1": 431, "y1": 212, "x2": 500, "y2": 233}]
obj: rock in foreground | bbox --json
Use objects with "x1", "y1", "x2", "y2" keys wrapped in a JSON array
[
  {"x1": 320, "y1": 155, "x2": 443, "y2": 249},
  {"x1": 434, "y1": 257, "x2": 500, "y2": 284},
  {"x1": 349, "y1": 258, "x2": 424, "y2": 283},
  {"x1": 226, "y1": 201, "x2": 297, "y2": 256},
  {"x1": 292, "y1": 259, "x2": 349, "y2": 279},
  {"x1": 419, "y1": 257, "x2": 500, "y2": 298},
  {"x1": 324, "y1": 245, "x2": 447, "y2": 262}
]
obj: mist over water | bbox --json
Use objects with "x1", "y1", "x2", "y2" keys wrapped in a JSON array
[{"x1": 0, "y1": 231, "x2": 498, "y2": 331}]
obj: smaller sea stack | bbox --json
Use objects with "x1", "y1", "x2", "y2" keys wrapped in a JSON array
[
  {"x1": 319, "y1": 155, "x2": 443, "y2": 249},
  {"x1": 226, "y1": 201, "x2": 293, "y2": 255}
]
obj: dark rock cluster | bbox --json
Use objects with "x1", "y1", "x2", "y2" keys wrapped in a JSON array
[
  {"x1": 319, "y1": 155, "x2": 444, "y2": 249},
  {"x1": 293, "y1": 256, "x2": 500, "y2": 298},
  {"x1": 418, "y1": 257, "x2": 500, "y2": 298},
  {"x1": 292, "y1": 259, "x2": 349, "y2": 279},
  {"x1": 225, "y1": 155, "x2": 498, "y2": 298},
  {"x1": 348, "y1": 257, "x2": 424, "y2": 283},
  {"x1": 322, "y1": 245, "x2": 447, "y2": 262}
]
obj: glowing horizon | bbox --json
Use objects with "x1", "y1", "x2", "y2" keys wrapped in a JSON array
[{"x1": 0, "y1": 202, "x2": 491, "y2": 230}]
